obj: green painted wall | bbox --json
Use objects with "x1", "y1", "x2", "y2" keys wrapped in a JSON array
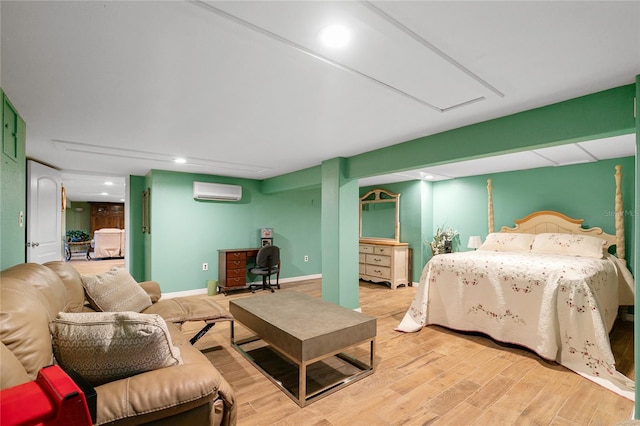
[
  {"x1": 146, "y1": 170, "x2": 321, "y2": 293},
  {"x1": 0, "y1": 89, "x2": 26, "y2": 270},
  {"x1": 64, "y1": 201, "x2": 91, "y2": 234},
  {"x1": 433, "y1": 157, "x2": 636, "y2": 269}
]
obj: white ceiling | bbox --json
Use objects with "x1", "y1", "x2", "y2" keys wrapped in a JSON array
[{"x1": 1, "y1": 1, "x2": 638, "y2": 202}]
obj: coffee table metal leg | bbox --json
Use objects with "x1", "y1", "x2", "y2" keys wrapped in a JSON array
[{"x1": 299, "y1": 362, "x2": 306, "y2": 407}]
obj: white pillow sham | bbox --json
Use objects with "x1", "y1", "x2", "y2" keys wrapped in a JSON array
[
  {"x1": 477, "y1": 233, "x2": 536, "y2": 253},
  {"x1": 530, "y1": 233, "x2": 605, "y2": 258}
]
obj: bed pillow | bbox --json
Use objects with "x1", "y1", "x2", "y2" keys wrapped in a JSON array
[
  {"x1": 50, "y1": 311, "x2": 182, "y2": 386},
  {"x1": 530, "y1": 233, "x2": 606, "y2": 258},
  {"x1": 477, "y1": 233, "x2": 536, "y2": 253},
  {"x1": 81, "y1": 268, "x2": 152, "y2": 312}
]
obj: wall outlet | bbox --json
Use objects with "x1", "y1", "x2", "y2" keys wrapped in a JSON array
[
  {"x1": 304, "y1": 255, "x2": 309, "y2": 262},
  {"x1": 202, "y1": 263, "x2": 208, "y2": 271}
]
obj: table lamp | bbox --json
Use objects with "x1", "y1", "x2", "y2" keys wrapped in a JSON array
[{"x1": 467, "y1": 236, "x2": 482, "y2": 250}]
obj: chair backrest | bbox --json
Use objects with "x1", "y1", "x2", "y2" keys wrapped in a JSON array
[{"x1": 256, "y1": 245, "x2": 280, "y2": 269}]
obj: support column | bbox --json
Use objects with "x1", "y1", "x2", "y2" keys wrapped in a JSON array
[
  {"x1": 634, "y1": 74, "x2": 639, "y2": 418},
  {"x1": 321, "y1": 158, "x2": 359, "y2": 309}
]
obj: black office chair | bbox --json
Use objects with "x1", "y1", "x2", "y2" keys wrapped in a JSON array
[{"x1": 248, "y1": 245, "x2": 280, "y2": 293}]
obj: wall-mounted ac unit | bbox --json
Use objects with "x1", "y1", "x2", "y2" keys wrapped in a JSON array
[{"x1": 193, "y1": 182, "x2": 242, "y2": 201}]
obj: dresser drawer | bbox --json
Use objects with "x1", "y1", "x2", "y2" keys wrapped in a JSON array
[
  {"x1": 372, "y1": 246, "x2": 392, "y2": 256},
  {"x1": 359, "y1": 253, "x2": 367, "y2": 263},
  {"x1": 365, "y1": 254, "x2": 391, "y2": 267},
  {"x1": 359, "y1": 245, "x2": 374, "y2": 254},
  {"x1": 359, "y1": 263, "x2": 366, "y2": 274},
  {"x1": 365, "y1": 264, "x2": 391, "y2": 279}
]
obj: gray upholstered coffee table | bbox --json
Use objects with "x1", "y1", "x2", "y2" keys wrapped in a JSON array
[{"x1": 229, "y1": 290, "x2": 376, "y2": 407}]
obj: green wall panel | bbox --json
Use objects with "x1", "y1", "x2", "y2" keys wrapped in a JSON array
[
  {"x1": 433, "y1": 157, "x2": 636, "y2": 268},
  {"x1": 147, "y1": 170, "x2": 321, "y2": 293},
  {"x1": 0, "y1": 89, "x2": 26, "y2": 270},
  {"x1": 64, "y1": 202, "x2": 91, "y2": 234}
]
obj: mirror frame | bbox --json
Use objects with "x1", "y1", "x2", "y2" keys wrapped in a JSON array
[{"x1": 359, "y1": 188, "x2": 400, "y2": 243}]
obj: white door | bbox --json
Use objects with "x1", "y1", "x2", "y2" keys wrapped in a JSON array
[{"x1": 27, "y1": 160, "x2": 62, "y2": 263}]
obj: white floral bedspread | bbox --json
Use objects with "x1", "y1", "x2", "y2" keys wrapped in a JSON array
[{"x1": 396, "y1": 251, "x2": 634, "y2": 400}]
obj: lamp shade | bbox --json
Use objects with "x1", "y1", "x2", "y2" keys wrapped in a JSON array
[{"x1": 467, "y1": 236, "x2": 482, "y2": 250}]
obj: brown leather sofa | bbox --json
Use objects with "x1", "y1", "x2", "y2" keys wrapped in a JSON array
[{"x1": 0, "y1": 262, "x2": 237, "y2": 425}]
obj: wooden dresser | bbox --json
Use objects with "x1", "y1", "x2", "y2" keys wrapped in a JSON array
[
  {"x1": 218, "y1": 248, "x2": 259, "y2": 294},
  {"x1": 359, "y1": 242, "x2": 409, "y2": 289}
]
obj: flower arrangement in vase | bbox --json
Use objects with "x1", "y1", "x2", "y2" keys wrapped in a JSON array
[{"x1": 429, "y1": 225, "x2": 459, "y2": 255}]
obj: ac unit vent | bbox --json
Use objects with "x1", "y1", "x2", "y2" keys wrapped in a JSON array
[{"x1": 193, "y1": 182, "x2": 242, "y2": 201}]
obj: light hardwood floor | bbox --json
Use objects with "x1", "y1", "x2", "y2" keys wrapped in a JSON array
[{"x1": 68, "y1": 260, "x2": 634, "y2": 425}]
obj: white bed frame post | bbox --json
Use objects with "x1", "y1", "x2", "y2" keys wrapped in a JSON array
[
  {"x1": 615, "y1": 165, "x2": 626, "y2": 264},
  {"x1": 487, "y1": 179, "x2": 494, "y2": 233}
]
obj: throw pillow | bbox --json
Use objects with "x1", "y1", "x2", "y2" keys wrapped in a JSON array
[
  {"x1": 477, "y1": 232, "x2": 536, "y2": 253},
  {"x1": 50, "y1": 311, "x2": 182, "y2": 386},
  {"x1": 81, "y1": 268, "x2": 152, "y2": 312},
  {"x1": 530, "y1": 233, "x2": 606, "y2": 258}
]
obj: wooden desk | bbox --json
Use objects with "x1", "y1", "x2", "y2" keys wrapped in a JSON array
[{"x1": 218, "y1": 248, "x2": 259, "y2": 294}]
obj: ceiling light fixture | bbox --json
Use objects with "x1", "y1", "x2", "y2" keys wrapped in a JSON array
[
  {"x1": 104, "y1": 181, "x2": 113, "y2": 186},
  {"x1": 318, "y1": 24, "x2": 351, "y2": 48},
  {"x1": 101, "y1": 192, "x2": 108, "y2": 196},
  {"x1": 174, "y1": 158, "x2": 187, "y2": 164}
]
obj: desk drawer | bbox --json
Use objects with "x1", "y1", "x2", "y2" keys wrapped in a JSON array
[
  {"x1": 226, "y1": 277, "x2": 246, "y2": 287},
  {"x1": 365, "y1": 254, "x2": 391, "y2": 267},
  {"x1": 227, "y1": 268, "x2": 246, "y2": 278},
  {"x1": 227, "y1": 259, "x2": 246, "y2": 269},
  {"x1": 226, "y1": 252, "x2": 246, "y2": 261}
]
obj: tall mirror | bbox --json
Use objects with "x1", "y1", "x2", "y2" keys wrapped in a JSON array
[{"x1": 359, "y1": 188, "x2": 400, "y2": 243}]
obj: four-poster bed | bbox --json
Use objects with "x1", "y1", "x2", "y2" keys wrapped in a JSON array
[{"x1": 396, "y1": 165, "x2": 635, "y2": 399}]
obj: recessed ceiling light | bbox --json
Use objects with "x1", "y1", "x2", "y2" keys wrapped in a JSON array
[
  {"x1": 104, "y1": 181, "x2": 113, "y2": 186},
  {"x1": 318, "y1": 24, "x2": 351, "y2": 48},
  {"x1": 174, "y1": 158, "x2": 187, "y2": 164},
  {"x1": 101, "y1": 192, "x2": 108, "y2": 196}
]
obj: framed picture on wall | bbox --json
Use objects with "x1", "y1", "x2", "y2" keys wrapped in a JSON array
[
  {"x1": 142, "y1": 188, "x2": 150, "y2": 234},
  {"x1": 261, "y1": 238, "x2": 272, "y2": 247}
]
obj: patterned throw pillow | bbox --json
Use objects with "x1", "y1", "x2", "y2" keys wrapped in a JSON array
[
  {"x1": 50, "y1": 312, "x2": 182, "y2": 386},
  {"x1": 477, "y1": 233, "x2": 536, "y2": 253},
  {"x1": 531, "y1": 233, "x2": 605, "y2": 258},
  {"x1": 81, "y1": 268, "x2": 152, "y2": 312}
]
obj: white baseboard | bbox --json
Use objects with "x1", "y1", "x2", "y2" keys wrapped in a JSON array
[{"x1": 163, "y1": 273, "x2": 323, "y2": 299}]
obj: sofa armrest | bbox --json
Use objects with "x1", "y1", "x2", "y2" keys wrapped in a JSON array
[
  {"x1": 94, "y1": 344, "x2": 236, "y2": 425},
  {"x1": 138, "y1": 281, "x2": 162, "y2": 303}
]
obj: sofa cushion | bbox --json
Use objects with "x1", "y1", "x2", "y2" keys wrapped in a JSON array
[
  {"x1": 0, "y1": 277, "x2": 56, "y2": 380},
  {"x1": 44, "y1": 261, "x2": 87, "y2": 313},
  {"x1": 81, "y1": 268, "x2": 152, "y2": 312},
  {"x1": 50, "y1": 312, "x2": 182, "y2": 386},
  {"x1": 0, "y1": 341, "x2": 30, "y2": 389}
]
